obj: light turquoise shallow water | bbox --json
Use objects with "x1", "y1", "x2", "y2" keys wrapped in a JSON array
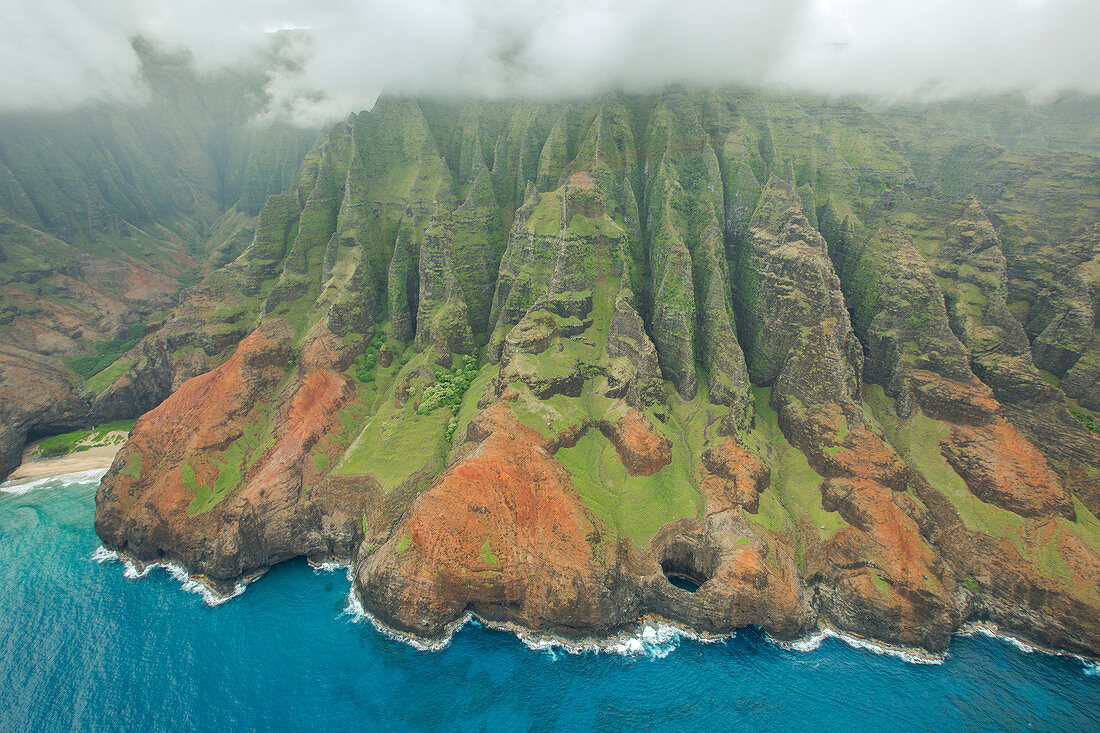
[{"x1": 1, "y1": 472, "x2": 1097, "y2": 732}]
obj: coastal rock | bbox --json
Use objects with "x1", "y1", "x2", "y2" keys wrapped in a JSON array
[
  {"x1": 356, "y1": 404, "x2": 642, "y2": 638},
  {"x1": 82, "y1": 91, "x2": 1100, "y2": 658}
]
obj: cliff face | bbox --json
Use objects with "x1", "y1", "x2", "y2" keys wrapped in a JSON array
[
  {"x1": 87, "y1": 89, "x2": 1100, "y2": 656},
  {"x1": 0, "y1": 48, "x2": 314, "y2": 476}
]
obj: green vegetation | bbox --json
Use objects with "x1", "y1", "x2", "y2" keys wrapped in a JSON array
[
  {"x1": 742, "y1": 388, "x2": 845, "y2": 540},
  {"x1": 479, "y1": 539, "x2": 500, "y2": 564},
  {"x1": 185, "y1": 406, "x2": 277, "y2": 515},
  {"x1": 864, "y1": 385, "x2": 1022, "y2": 536},
  {"x1": 1067, "y1": 398, "x2": 1100, "y2": 436},
  {"x1": 554, "y1": 385, "x2": 710, "y2": 547},
  {"x1": 33, "y1": 419, "x2": 135, "y2": 458},
  {"x1": 870, "y1": 570, "x2": 893, "y2": 598},
  {"x1": 119, "y1": 451, "x2": 143, "y2": 480},
  {"x1": 69, "y1": 327, "x2": 142, "y2": 380},
  {"x1": 337, "y1": 350, "x2": 457, "y2": 489},
  {"x1": 864, "y1": 385, "x2": 1100, "y2": 590},
  {"x1": 417, "y1": 355, "x2": 480, "y2": 417},
  {"x1": 556, "y1": 426, "x2": 702, "y2": 547},
  {"x1": 354, "y1": 333, "x2": 387, "y2": 383},
  {"x1": 83, "y1": 356, "x2": 136, "y2": 396}
]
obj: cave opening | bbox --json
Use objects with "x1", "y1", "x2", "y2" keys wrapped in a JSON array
[{"x1": 661, "y1": 558, "x2": 707, "y2": 593}]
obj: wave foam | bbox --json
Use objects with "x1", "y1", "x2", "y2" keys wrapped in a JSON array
[
  {"x1": 1, "y1": 468, "x2": 108, "y2": 495},
  {"x1": 514, "y1": 619, "x2": 716, "y2": 660},
  {"x1": 90, "y1": 546, "x2": 118, "y2": 563},
  {"x1": 776, "y1": 627, "x2": 944, "y2": 665},
  {"x1": 959, "y1": 622, "x2": 1038, "y2": 654},
  {"x1": 959, "y1": 622, "x2": 1100, "y2": 675},
  {"x1": 343, "y1": 591, "x2": 720, "y2": 659},
  {"x1": 343, "y1": 588, "x2": 470, "y2": 652},
  {"x1": 91, "y1": 545, "x2": 250, "y2": 606},
  {"x1": 92, "y1": 547, "x2": 1100, "y2": 673},
  {"x1": 309, "y1": 559, "x2": 355, "y2": 584}
]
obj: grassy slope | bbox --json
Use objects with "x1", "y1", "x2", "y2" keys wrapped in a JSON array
[{"x1": 864, "y1": 384, "x2": 1100, "y2": 589}]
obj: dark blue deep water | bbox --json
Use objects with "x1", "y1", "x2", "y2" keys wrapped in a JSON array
[{"x1": 2, "y1": 473, "x2": 1098, "y2": 732}]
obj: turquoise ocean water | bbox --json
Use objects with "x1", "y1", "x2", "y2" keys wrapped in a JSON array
[{"x1": 1, "y1": 472, "x2": 1097, "y2": 732}]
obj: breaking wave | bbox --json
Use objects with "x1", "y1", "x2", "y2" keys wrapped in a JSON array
[
  {"x1": 91, "y1": 545, "x2": 250, "y2": 606},
  {"x1": 94, "y1": 552, "x2": 1100, "y2": 674},
  {"x1": 776, "y1": 627, "x2": 944, "y2": 665},
  {"x1": 513, "y1": 619, "x2": 714, "y2": 660},
  {"x1": 1, "y1": 468, "x2": 109, "y2": 495},
  {"x1": 959, "y1": 622, "x2": 1100, "y2": 675}
]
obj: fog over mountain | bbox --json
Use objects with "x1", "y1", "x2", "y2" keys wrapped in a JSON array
[{"x1": 2, "y1": 0, "x2": 1098, "y2": 124}]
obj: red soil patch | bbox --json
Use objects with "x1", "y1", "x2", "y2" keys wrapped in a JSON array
[
  {"x1": 942, "y1": 419, "x2": 1072, "y2": 518},
  {"x1": 567, "y1": 171, "x2": 595, "y2": 190},
  {"x1": 363, "y1": 403, "x2": 625, "y2": 633},
  {"x1": 701, "y1": 437, "x2": 769, "y2": 513},
  {"x1": 600, "y1": 409, "x2": 671, "y2": 476},
  {"x1": 109, "y1": 328, "x2": 290, "y2": 516}
]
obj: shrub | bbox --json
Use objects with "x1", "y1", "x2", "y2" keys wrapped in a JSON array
[
  {"x1": 70, "y1": 326, "x2": 142, "y2": 379},
  {"x1": 1070, "y1": 406, "x2": 1099, "y2": 435},
  {"x1": 353, "y1": 335, "x2": 385, "y2": 383},
  {"x1": 416, "y1": 355, "x2": 479, "y2": 420}
]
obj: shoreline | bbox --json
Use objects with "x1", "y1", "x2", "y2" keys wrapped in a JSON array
[
  {"x1": 341, "y1": 591, "x2": 1100, "y2": 669},
  {"x1": 89, "y1": 546, "x2": 1100, "y2": 668},
  {"x1": 9, "y1": 468, "x2": 1086, "y2": 669},
  {"x1": 3, "y1": 444, "x2": 121, "y2": 485}
]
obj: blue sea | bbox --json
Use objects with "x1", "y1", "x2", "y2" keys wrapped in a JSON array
[{"x1": 2, "y1": 472, "x2": 1098, "y2": 732}]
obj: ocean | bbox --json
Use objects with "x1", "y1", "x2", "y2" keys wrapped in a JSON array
[{"x1": 1, "y1": 471, "x2": 1097, "y2": 732}]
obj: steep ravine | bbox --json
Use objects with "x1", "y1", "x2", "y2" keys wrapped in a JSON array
[{"x1": 89, "y1": 90, "x2": 1100, "y2": 657}]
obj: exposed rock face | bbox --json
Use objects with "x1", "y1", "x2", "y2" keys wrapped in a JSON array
[
  {"x1": 82, "y1": 90, "x2": 1100, "y2": 657},
  {"x1": 0, "y1": 51, "x2": 314, "y2": 478},
  {"x1": 598, "y1": 409, "x2": 672, "y2": 477},
  {"x1": 700, "y1": 438, "x2": 769, "y2": 513},
  {"x1": 931, "y1": 201, "x2": 1100, "y2": 515},
  {"x1": 95, "y1": 325, "x2": 372, "y2": 588},
  {"x1": 739, "y1": 178, "x2": 863, "y2": 412},
  {"x1": 941, "y1": 421, "x2": 1072, "y2": 518},
  {"x1": 643, "y1": 91, "x2": 753, "y2": 424},
  {"x1": 357, "y1": 404, "x2": 641, "y2": 638}
]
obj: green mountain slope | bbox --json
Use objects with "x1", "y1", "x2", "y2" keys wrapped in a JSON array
[{"x1": 21, "y1": 86, "x2": 1100, "y2": 656}]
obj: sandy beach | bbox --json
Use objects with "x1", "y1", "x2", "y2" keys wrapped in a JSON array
[{"x1": 4, "y1": 443, "x2": 123, "y2": 482}]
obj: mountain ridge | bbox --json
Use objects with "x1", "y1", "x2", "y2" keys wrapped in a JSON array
[{"x1": 6, "y1": 86, "x2": 1097, "y2": 656}]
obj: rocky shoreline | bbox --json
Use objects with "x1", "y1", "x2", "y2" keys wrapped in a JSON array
[
  {"x1": 90, "y1": 91, "x2": 1100, "y2": 663},
  {"x1": 90, "y1": 541, "x2": 1100, "y2": 667}
]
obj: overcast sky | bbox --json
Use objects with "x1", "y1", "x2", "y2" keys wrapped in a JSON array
[{"x1": 1, "y1": 0, "x2": 1097, "y2": 124}]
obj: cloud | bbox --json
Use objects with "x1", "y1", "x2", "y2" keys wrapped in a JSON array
[{"x1": 0, "y1": 0, "x2": 1097, "y2": 123}]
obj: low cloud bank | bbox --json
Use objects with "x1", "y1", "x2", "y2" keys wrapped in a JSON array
[{"x1": 2, "y1": 0, "x2": 1097, "y2": 124}]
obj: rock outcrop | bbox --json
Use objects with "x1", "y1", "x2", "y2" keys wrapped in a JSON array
[{"x1": 74, "y1": 90, "x2": 1100, "y2": 657}]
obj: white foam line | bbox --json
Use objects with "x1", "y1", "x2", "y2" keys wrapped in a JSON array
[
  {"x1": 92, "y1": 549, "x2": 1100, "y2": 673},
  {"x1": 90, "y1": 546, "x2": 118, "y2": 563},
  {"x1": 342, "y1": 588, "x2": 722, "y2": 659},
  {"x1": 512, "y1": 619, "x2": 712, "y2": 659},
  {"x1": 90, "y1": 545, "x2": 252, "y2": 606},
  {"x1": 342, "y1": 589, "x2": 472, "y2": 652},
  {"x1": 959, "y1": 622, "x2": 1100, "y2": 674},
  {"x1": 309, "y1": 559, "x2": 352, "y2": 576},
  {"x1": 343, "y1": 584, "x2": 940, "y2": 663},
  {"x1": 1, "y1": 468, "x2": 108, "y2": 495},
  {"x1": 958, "y1": 622, "x2": 1037, "y2": 653},
  {"x1": 775, "y1": 627, "x2": 945, "y2": 664}
]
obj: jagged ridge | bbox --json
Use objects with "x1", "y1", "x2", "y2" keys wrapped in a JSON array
[{"x1": 88, "y1": 88, "x2": 1100, "y2": 657}]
